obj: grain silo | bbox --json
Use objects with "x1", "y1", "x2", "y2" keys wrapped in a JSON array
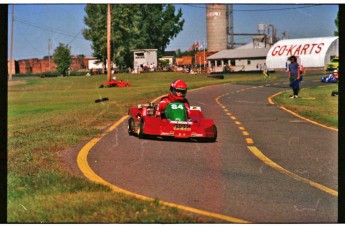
[{"x1": 206, "y1": 4, "x2": 228, "y2": 52}]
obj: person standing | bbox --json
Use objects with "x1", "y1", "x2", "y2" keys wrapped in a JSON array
[
  {"x1": 288, "y1": 56, "x2": 300, "y2": 98},
  {"x1": 262, "y1": 63, "x2": 269, "y2": 78}
]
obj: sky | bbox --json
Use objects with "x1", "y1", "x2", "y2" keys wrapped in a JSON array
[{"x1": 7, "y1": 4, "x2": 339, "y2": 60}]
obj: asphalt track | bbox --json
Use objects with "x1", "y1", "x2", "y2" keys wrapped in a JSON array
[{"x1": 67, "y1": 76, "x2": 338, "y2": 223}]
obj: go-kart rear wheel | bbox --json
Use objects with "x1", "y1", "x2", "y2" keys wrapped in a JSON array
[
  {"x1": 128, "y1": 117, "x2": 135, "y2": 136},
  {"x1": 138, "y1": 120, "x2": 146, "y2": 139}
]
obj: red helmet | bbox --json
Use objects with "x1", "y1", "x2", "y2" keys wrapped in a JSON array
[{"x1": 170, "y1": 80, "x2": 187, "y2": 98}]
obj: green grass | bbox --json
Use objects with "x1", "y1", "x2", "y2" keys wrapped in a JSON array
[
  {"x1": 7, "y1": 71, "x2": 337, "y2": 222},
  {"x1": 272, "y1": 84, "x2": 338, "y2": 129},
  {"x1": 9, "y1": 72, "x2": 265, "y2": 223}
]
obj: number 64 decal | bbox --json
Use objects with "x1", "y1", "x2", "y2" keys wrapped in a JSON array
[{"x1": 171, "y1": 103, "x2": 184, "y2": 110}]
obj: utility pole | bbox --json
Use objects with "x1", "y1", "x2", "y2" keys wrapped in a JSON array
[
  {"x1": 9, "y1": 5, "x2": 14, "y2": 80},
  {"x1": 203, "y1": 40, "x2": 206, "y2": 69},
  {"x1": 107, "y1": 4, "x2": 111, "y2": 82},
  {"x1": 48, "y1": 38, "x2": 51, "y2": 71}
]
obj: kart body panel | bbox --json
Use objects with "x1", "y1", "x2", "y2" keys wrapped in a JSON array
[
  {"x1": 128, "y1": 102, "x2": 217, "y2": 141},
  {"x1": 101, "y1": 80, "x2": 131, "y2": 87}
]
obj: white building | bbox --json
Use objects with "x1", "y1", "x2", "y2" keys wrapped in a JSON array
[
  {"x1": 207, "y1": 42, "x2": 271, "y2": 72},
  {"x1": 88, "y1": 59, "x2": 116, "y2": 70},
  {"x1": 266, "y1": 36, "x2": 339, "y2": 70},
  {"x1": 132, "y1": 49, "x2": 158, "y2": 69},
  {"x1": 159, "y1": 56, "x2": 174, "y2": 66}
]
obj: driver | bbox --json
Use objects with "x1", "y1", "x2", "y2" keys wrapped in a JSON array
[{"x1": 156, "y1": 80, "x2": 190, "y2": 118}]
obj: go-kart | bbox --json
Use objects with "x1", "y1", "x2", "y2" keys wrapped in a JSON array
[
  {"x1": 127, "y1": 101, "x2": 217, "y2": 142},
  {"x1": 99, "y1": 80, "x2": 131, "y2": 88},
  {"x1": 321, "y1": 75, "x2": 338, "y2": 83}
]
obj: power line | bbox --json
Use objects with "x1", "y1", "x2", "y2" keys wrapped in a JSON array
[
  {"x1": 14, "y1": 16, "x2": 86, "y2": 40},
  {"x1": 180, "y1": 4, "x2": 321, "y2": 12}
]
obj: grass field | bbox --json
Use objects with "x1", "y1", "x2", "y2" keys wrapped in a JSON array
[
  {"x1": 272, "y1": 83, "x2": 338, "y2": 129},
  {"x1": 7, "y1": 71, "x2": 337, "y2": 222}
]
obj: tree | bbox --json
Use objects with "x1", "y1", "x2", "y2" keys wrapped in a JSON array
[
  {"x1": 334, "y1": 11, "x2": 338, "y2": 36},
  {"x1": 83, "y1": 4, "x2": 184, "y2": 69},
  {"x1": 53, "y1": 43, "x2": 72, "y2": 76}
]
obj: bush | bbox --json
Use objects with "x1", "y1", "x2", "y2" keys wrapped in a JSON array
[
  {"x1": 42, "y1": 72, "x2": 60, "y2": 77},
  {"x1": 12, "y1": 73, "x2": 40, "y2": 78},
  {"x1": 69, "y1": 71, "x2": 86, "y2": 76}
]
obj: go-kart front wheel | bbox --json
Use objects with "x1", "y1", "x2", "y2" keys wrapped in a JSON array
[
  {"x1": 128, "y1": 117, "x2": 136, "y2": 136},
  {"x1": 138, "y1": 120, "x2": 147, "y2": 139}
]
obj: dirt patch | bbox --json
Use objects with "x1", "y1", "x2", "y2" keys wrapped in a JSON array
[{"x1": 8, "y1": 80, "x2": 26, "y2": 86}]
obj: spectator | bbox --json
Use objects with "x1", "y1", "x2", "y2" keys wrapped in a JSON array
[{"x1": 288, "y1": 56, "x2": 301, "y2": 98}]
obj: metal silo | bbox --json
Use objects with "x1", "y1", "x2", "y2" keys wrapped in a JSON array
[{"x1": 206, "y1": 4, "x2": 228, "y2": 52}]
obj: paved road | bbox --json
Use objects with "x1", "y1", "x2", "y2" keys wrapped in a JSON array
[{"x1": 67, "y1": 75, "x2": 338, "y2": 223}]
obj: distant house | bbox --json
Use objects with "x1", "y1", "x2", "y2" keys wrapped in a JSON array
[
  {"x1": 9, "y1": 56, "x2": 93, "y2": 74},
  {"x1": 159, "y1": 50, "x2": 176, "y2": 66},
  {"x1": 176, "y1": 56, "x2": 193, "y2": 66},
  {"x1": 159, "y1": 56, "x2": 174, "y2": 66},
  {"x1": 207, "y1": 42, "x2": 271, "y2": 72},
  {"x1": 132, "y1": 49, "x2": 158, "y2": 69},
  {"x1": 194, "y1": 51, "x2": 217, "y2": 65},
  {"x1": 88, "y1": 59, "x2": 116, "y2": 70}
]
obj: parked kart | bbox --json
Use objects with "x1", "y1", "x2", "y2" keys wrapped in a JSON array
[
  {"x1": 321, "y1": 73, "x2": 339, "y2": 83},
  {"x1": 99, "y1": 80, "x2": 131, "y2": 88},
  {"x1": 127, "y1": 101, "x2": 217, "y2": 142}
]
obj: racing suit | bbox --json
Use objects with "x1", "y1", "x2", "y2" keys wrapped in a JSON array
[{"x1": 156, "y1": 92, "x2": 190, "y2": 119}]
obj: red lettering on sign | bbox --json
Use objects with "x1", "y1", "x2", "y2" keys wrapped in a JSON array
[
  {"x1": 271, "y1": 42, "x2": 325, "y2": 57},
  {"x1": 293, "y1": 45, "x2": 302, "y2": 55},
  {"x1": 301, "y1": 44, "x2": 310, "y2": 55},
  {"x1": 278, "y1": 45, "x2": 287, "y2": 55},
  {"x1": 287, "y1": 45, "x2": 297, "y2": 55},
  {"x1": 271, "y1": 46, "x2": 280, "y2": 56},
  {"x1": 315, "y1": 43, "x2": 324, "y2": 53},
  {"x1": 309, "y1": 43, "x2": 318, "y2": 54}
]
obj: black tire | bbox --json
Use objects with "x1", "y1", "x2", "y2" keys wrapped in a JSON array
[
  {"x1": 138, "y1": 120, "x2": 146, "y2": 139},
  {"x1": 201, "y1": 125, "x2": 217, "y2": 143},
  {"x1": 210, "y1": 125, "x2": 217, "y2": 142},
  {"x1": 128, "y1": 118, "x2": 135, "y2": 135}
]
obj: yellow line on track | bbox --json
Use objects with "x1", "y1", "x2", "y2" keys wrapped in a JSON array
[
  {"x1": 242, "y1": 131, "x2": 249, "y2": 136},
  {"x1": 216, "y1": 87, "x2": 338, "y2": 197},
  {"x1": 268, "y1": 91, "x2": 338, "y2": 131},
  {"x1": 245, "y1": 138, "x2": 254, "y2": 144},
  {"x1": 247, "y1": 146, "x2": 338, "y2": 197},
  {"x1": 280, "y1": 106, "x2": 338, "y2": 131},
  {"x1": 77, "y1": 96, "x2": 250, "y2": 223}
]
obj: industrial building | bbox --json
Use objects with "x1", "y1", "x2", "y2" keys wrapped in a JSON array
[
  {"x1": 207, "y1": 42, "x2": 270, "y2": 72},
  {"x1": 206, "y1": 4, "x2": 228, "y2": 52},
  {"x1": 205, "y1": 4, "x2": 278, "y2": 72},
  {"x1": 204, "y1": 4, "x2": 338, "y2": 72}
]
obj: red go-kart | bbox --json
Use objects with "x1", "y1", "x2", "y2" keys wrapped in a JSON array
[
  {"x1": 99, "y1": 80, "x2": 131, "y2": 88},
  {"x1": 127, "y1": 101, "x2": 217, "y2": 142}
]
